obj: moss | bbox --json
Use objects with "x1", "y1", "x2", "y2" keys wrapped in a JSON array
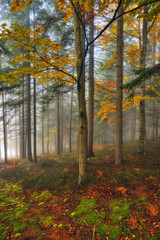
[
  {"x1": 97, "y1": 225, "x2": 122, "y2": 239},
  {"x1": 73, "y1": 198, "x2": 97, "y2": 215},
  {"x1": 31, "y1": 190, "x2": 51, "y2": 202},
  {"x1": 39, "y1": 216, "x2": 54, "y2": 226},
  {"x1": 110, "y1": 198, "x2": 130, "y2": 223},
  {"x1": 71, "y1": 198, "x2": 105, "y2": 227}
]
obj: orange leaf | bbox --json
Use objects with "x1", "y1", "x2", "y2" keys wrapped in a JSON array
[
  {"x1": 116, "y1": 187, "x2": 128, "y2": 195},
  {"x1": 97, "y1": 170, "x2": 104, "y2": 178},
  {"x1": 63, "y1": 168, "x2": 69, "y2": 173}
]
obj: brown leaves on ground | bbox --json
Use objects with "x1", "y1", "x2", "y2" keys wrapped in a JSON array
[
  {"x1": 146, "y1": 204, "x2": 159, "y2": 216},
  {"x1": 0, "y1": 142, "x2": 160, "y2": 239}
]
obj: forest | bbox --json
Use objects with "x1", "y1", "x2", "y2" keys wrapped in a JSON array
[{"x1": 0, "y1": 0, "x2": 160, "y2": 239}]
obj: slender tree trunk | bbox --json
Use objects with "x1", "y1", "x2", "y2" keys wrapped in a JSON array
[
  {"x1": 60, "y1": 91, "x2": 63, "y2": 152},
  {"x1": 152, "y1": 100, "x2": 155, "y2": 140},
  {"x1": 15, "y1": 109, "x2": 18, "y2": 158},
  {"x1": 47, "y1": 105, "x2": 49, "y2": 154},
  {"x1": 33, "y1": 77, "x2": 37, "y2": 163},
  {"x1": 2, "y1": 84, "x2": 7, "y2": 163},
  {"x1": 22, "y1": 76, "x2": 26, "y2": 158},
  {"x1": 25, "y1": 7, "x2": 32, "y2": 162},
  {"x1": 88, "y1": 0, "x2": 94, "y2": 157},
  {"x1": 132, "y1": 108, "x2": 136, "y2": 142},
  {"x1": 156, "y1": 100, "x2": 159, "y2": 137},
  {"x1": 74, "y1": 2, "x2": 88, "y2": 185},
  {"x1": 69, "y1": 87, "x2": 73, "y2": 152},
  {"x1": 47, "y1": 98, "x2": 49, "y2": 154},
  {"x1": 41, "y1": 84, "x2": 45, "y2": 154},
  {"x1": 115, "y1": 2, "x2": 123, "y2": 166},
  {"x1": 138, "y1": 7, "x2": 148, "y2": 155},
  {"x1": 33, "y1": 4, "x2": 37, "y2": 163},
  {"x1": 19, "y1": 105, "x2": 22, "y2": 158},
  {"x1": 152, "y1": 39, "x2": 156, "y2": 140},
  {"x1": 57, "y1": 92, "x2": 60, "y2": 154},
  {"x1": 27, "y1": 73, "x2": 33, "y2": 162}
]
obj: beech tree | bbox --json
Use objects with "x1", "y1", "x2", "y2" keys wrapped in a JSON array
[
  {"x1": 88, "y1": 0, "x2": 95, "y2": 157},
  {"x1": 115, "y1": 0, "x2": 123, "y2": 165}
]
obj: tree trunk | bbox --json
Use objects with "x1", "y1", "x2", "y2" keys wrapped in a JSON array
[
  {"x1": 88, "y1": 0, "x2": 94, "y2": 157},
  {"x1": 60, "y1": 91, "x2": 63, "y2": 152},
  {"x1": 74, "y1": 2, "x2": 88, "y2": 185},
  {"x1": 15, "y1": 109, "x2": 18, "y2": 158},
  {"x1": 47, "y1": 98, "x2": 49, "y2": 154},
  {"x1": 22, "y1": 76, "x2": 26, "y2": 158},
  {"x1": 57, "y1": 92, "x2": 60, "y2": 154},
  {"x1": 27, "y1": 73, "x2": 33, "y2": 162},
  {"x1": 2, "y1": 84, "x2": 7, "y2": 164},
  {"x1": 33, "y1": 5, "x2": 37, "y2": 163},
  {"x1": 41, "y1": 84, "x2": 45, "y2": 154},
  {"x1": 151, "y1": 38, "x2": 156, "y2": 140},
  {"x1": 33, "y1": 77, "x2": 37, "y2": 163},
  {"x1": 152, "y1": 100, "x2": 155, "y2": 140},
  {"x1": 138, "y1": 6, "x2": 148, "y2": 155},
  {"x1": 69, "y1": 87, "x2": 73, "y2": 152},
  {"x1": 156, "y1": 99, "x2": 159, "y2": 137},
  {"x1": 19, "y1": 105, "x2": 22, "y2": 158},
  {"x1": 132, "y1": 108, "x2": 136, "y2": 142},
  {"x1": 115, "y1": 1, "x2": 123, "y2": 166}
]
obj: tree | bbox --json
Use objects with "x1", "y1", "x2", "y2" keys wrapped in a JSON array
[
  {"x1": 73, "y1": 1, "x2": 88, "y2": 185},
  {"x1": 69, "y1": 86, "x2": 73, "y2": 152},
  {"x1": 88, "y1": 0, "x2": 95, "y2": 157},
  {"x1": 115, "y1": 1, "x2": 123, "y2": 165},
  {"x1": 138, "y1": 6, "x2": 148, "y2": 155},
  {"x1": 1, "y1": 83, "x2": 8, "y2": 163},
  {"x1": 57, "y1": 90, "x2": 61, "y2": 154}
]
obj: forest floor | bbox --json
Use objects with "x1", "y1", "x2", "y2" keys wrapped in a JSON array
[{"x1": 0, "y1": 141, "x2": 160, "y2": 240}]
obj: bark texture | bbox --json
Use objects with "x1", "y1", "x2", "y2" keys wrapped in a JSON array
[
  {"x1": 57, "y1": 92, "x2": 60, "y2": 154},
  {"x1": 69, "y1": 87, "x2": 73, "y2": 152},
  {"x1": 115, "y1": 2, "x2": 123, "y2": 166},
  {"x1": 138, "y1": 6, "x2": 148, "y2": 155},
  {"x1": 27, "y1": 73, "x2": 33, "y2": 162},
  {"x1": 88, "y1": 0, "x2": 94, "y2": 157},
  {"x1": 74, "y1": 2, "x2": 88, "y2": 185},
  {"x1": 2, "y1": 84, "x2": 7, "y2": 164},
  {"x1": 41, "y1": 84, "x2": 45, "y2": 154},
  {"x1": 33, "y1": 77, "x2": 37, "y2": 163}
]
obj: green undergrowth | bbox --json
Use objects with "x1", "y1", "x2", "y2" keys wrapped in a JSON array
[
  {"x1": 71, "y1": 197, "x2": 132, "y2": 239},
  {"x1": 71, "y1": 198, "x2": 105, "y2": 226},
  {"x1": 0, "y1": 153, "x2": 78, "y2": 191},
  {"x1": 0, "y1": 180, "x2": 28, "y2": 239},
  {"x1": 0, "y1": 141, "x2": 159, "y2": 239},
  {"x1": 71, "y1": 196, "x2": 151, "y2": 239},
  {"x1": 71, "y1": 198, "x2": 107, "y2": 238},
  {"x1": 110, "y1": 198, "x2": 130, "y2": 223}
]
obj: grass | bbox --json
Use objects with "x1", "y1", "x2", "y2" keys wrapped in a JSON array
[{"x1": 0, "y1": 141, "x2": 160, "y2": 239}]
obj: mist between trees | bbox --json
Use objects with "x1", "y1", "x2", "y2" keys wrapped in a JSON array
[{"x1": 0, "y1": 0, "x2": 160, "y2": 184}]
